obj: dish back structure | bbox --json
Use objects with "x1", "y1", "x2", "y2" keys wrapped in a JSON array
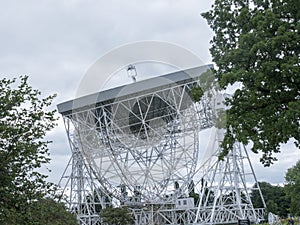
[{"x1": 57, "y1": 65, "x2": 265, "y2": 225}]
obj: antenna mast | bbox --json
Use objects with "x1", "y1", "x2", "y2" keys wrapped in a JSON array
[{"x1": 127, "y1": 64, "x2": 137, "y2": 82}]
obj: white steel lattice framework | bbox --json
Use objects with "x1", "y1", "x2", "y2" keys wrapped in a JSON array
[
  {"x1": 57, "y1": 65, "x2": 266, "y2": 225},
  {"x1": 194, "y1": 126, "x2": 266, "y2": 224}
]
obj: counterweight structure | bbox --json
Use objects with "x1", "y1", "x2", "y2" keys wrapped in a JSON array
[{"x1": 57, "y1": 65, "x2": 265, "y2": 225}]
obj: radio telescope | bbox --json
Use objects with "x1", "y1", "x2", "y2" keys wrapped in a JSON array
[
  {"x1": 58, "y1": 65, "x2": 211, "y2": 204},
  {"x1": 57, "y1": 64, "x2": 265, "y2": 225}
]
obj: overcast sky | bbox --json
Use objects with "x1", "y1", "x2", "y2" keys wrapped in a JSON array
[{"x1": 1, "y1": 0, "x2": 299, "y2": 186}]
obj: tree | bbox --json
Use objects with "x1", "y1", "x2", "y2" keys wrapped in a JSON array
[
  {"x1": 251, "y1": 181, "x2": 290, "y2": 217},
  {"x1": 26, "y1": 198, "x2": 78, "y2": 225},
  {"x1": 285, "y1": 160, "x2": 300, "y2": 216},
  {"x1": 100, "y1": 207, "x2": 134, "y2": 225},
  {"x1": 202, "y1": 0, "x2": 300, "y2": 165},
  {"x1": 188, "y1": 180, "x2": 200, "y2": 205},
  {"x1": 0, "y1": 76, "x2": 66, "y2": 223},
  {"x1": 191, "y1": 86, "x2": 204, "y2": 102},
  {"x1": 2, "y1": 198, "x2": 78, "y2": 225}
]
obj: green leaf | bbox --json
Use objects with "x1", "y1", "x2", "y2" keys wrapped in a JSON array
[{"x1": 203, "y1": 0, "x2": 300, "y2": 165}]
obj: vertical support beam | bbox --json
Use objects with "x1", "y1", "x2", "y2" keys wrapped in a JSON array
[
  {"x1": 58, "y1": 117, "x2": 109, "y2": 225},
  {"x1": 232, "y1": 144, "x2": 243, "y2": 218},
  {"x1": 194, "y1": 131, "x2": 266, "y2": 224}
]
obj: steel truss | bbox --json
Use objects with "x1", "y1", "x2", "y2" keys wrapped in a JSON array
[
  {"x1": 194, "y1": 128, "x2": 266, "y2": 224},
  {"x1": 58, "y1": 70, "x2": 266, "y2": 225},
  {"x1": 58, "y1": 120, "x2": 112, "y2": 225}
]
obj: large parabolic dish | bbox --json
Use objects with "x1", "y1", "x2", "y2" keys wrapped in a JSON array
[{"x1": 57, "y1": 65, "x2": 213, "y2": 203}]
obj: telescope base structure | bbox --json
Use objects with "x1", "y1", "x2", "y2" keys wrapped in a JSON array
[
  {"x1": 58, "y1": 131, "x2": 109, "y2": 225},
  {"x1": 194, "y1": 129, "x2": 266, "y2": 225},
  {"x1": 59, "y1": 131, "x2": 266, "y2": 225},
  {"x1": 129, "y1": 204, "x2": 265, "y2": 225},
  {"x1": 57, "y1": 66, "x2": 265, "y2": 224}
]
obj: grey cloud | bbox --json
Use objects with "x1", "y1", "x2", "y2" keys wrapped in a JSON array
[{"x1": 1, "y1": 0, "x2": 297, "y2": 185}]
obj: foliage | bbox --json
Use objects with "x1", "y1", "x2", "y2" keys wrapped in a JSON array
[
  {"x1": 191, "y1": 86, "x2": 204, "y2": 102},
  {"x1": 202, "y1": 0, "x2": 300, "y2": 165},
  {"x1": 197, "y1": 69, "x2": 218, "y2": 93},
  {"x1": 100, "y1": 207, "x2": 134, "y2": 225},
  {"x1": 285, "y1": 160, "x2": 300, "y2": 216},
  {"x1": 188, "y1": 180, "x2": 200, "y2": 205},
  {"x1": 2, "y1": 198, "x2": 77, "y2": 225},
  {"x1": 191, "y1": 69, "x2": 219, "y2": 102},
  {"x1": 0, "y1": 76, "x2": 66, "y2": 223},
  {"x1": 251, "y1": 182, "x2": 290, "y2": 217},
  {"x1": 28, "y1": 198, "x2": 77, "y2": 225},
  {"x1": 86, "y1": 189, "x2": 112, "y2": 213}
]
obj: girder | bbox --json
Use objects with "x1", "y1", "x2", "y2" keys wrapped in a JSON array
[{"x1": 57, "y1": 66, "x2": 265, "y2": 225}]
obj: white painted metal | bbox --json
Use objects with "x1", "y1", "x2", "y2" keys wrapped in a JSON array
[
  {"x1": 58, "y1": 66, "x2": 266, "y2": 225},
  {"x1": 58, "y1": 120, "x2": 111, "y2": 225},
  {"x1": 67, "y1": 81, "x2": 200, "y2": 204}
]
